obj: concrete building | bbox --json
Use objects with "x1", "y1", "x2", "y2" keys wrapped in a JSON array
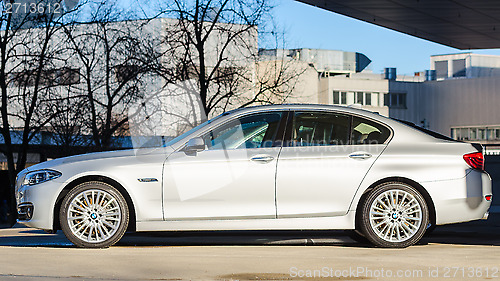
[
  {"x1": 259, "y1": 48, "x2": 371, "y2": 75},
  {"x1": 431, "y1": 53, "x2": 500, "y2": 80},
  {"x1": 2, "y1": 17, "x2": 262, "y2": 150},
  {"x1": 276, "y1": 50, "x2": 500, "y2": 153},
  {"x1": 391, "y1": 53, "x2": 500, "y2": 153}
]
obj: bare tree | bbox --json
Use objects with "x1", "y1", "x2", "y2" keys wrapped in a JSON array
[
  {"x1": 48, "y1": 93, "x2": 90, "y2": 148},
  {"x1": 159, "y1": 0, "x2": 270, "y2": 119},
  {"x1": 0, "y1": 0, "x2": 81, "y2": 224},
  {"x1": 61, "y1": 0, "x2": 165, "y2": 150},
  {"x1": 138, "y1": 0, "x2": 306, "y2": 129},
  {"x1": 238, "y1": 50, "x2": 309, "y2": 108}
]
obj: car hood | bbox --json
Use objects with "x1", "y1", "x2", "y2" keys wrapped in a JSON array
[{"x1": 25, "y1": 146, "x2": 174, "y2": 171}]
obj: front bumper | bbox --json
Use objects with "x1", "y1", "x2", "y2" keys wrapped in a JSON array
[
  {"x1": 17, "y1": 203, "x2": 34, "y2": 220},
  {"x1": 424, "y1": 170, "x2": 492, "y2": 225},
  {"x1": 16, "y1": 178, "x2": 62, "y2": 230}
]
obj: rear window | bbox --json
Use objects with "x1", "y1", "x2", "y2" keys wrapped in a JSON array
[{"x1": 351, "y1": 116, "x2": 392, "y2": 145}]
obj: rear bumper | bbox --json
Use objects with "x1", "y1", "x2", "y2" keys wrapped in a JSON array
[{"x1": 423, "y1": 170, "x2": 492, "y2": 225}]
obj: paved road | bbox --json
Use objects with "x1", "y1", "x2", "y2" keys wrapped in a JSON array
[{"x1": 1, "y1": 215, "x2": 499, "y2": 281}]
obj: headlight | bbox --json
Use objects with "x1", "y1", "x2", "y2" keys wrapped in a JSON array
[{"x1": 22, "y1": 170, "x2": 61, "y2": 186}]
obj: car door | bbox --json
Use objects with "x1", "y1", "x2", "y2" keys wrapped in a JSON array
[
  {"x1": 275, "y1": 111, "x2": 391, "y2": 218},
  {"x1": 162, "y1": 111, "x2": 286, "y2": 220}
]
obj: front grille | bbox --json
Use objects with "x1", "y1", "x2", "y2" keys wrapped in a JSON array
[{"x1": 17, "y1": 203, "x2": 34, "y2": 221}]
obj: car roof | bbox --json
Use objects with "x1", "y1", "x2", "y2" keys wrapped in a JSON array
[
  {"x1": 223, "y1": 104, "x2": 447, "y2": 144},
  {"x1": 225, "y1": 104, "x2": 389, "y2": 122},
  {"x1": 169, "y1": 104, "x2": 445, "y2": 151},
  {"x1": 227, "y1": 103, "x2": 377, "y2": 114}
]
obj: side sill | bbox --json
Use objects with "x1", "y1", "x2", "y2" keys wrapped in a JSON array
[{"x1": 136, "y1": 211, "x2": 356, "y2": 232}]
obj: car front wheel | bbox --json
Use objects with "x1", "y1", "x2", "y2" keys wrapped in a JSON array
[
  {"x1": 60, "y1": 181, "x2": 129, "y2": 248},
  {"x1": 359, "y1": 182, "x2": 429, "y2": 248}
]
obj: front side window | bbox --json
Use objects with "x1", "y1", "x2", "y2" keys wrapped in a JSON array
[
  {"x1": 351, "y1": 117, "x2": 391, "y2": 145},
  {"x1": 291, "y1": 112, "x2": 350, "y2": 146},
  {"x1": 202, "y1": 112, "x2": 282, "y2": 150}
]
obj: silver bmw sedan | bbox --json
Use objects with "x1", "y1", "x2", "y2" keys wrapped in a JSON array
[{"x1": 15, "y1": 104, "x2": 492, "y2": 248}]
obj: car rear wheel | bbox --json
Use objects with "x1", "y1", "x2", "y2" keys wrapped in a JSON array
[
  {"x1": 424, "y1": 223, "x2": 437, "y2": 236},
  {"x1": 60, "y1": 181, "x2": 129, "y2": 248},
  {"x1": 359, "y1": 182, "x2": 429, "y2": 248}
]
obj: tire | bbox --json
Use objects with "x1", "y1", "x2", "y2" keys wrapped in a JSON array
[
  {"x1": 359, "y1": 182, "x2": 429, "y2": 248},
  {"x1": 424, "y1": 223, "x2": 437, "y2": 236},
  {"x1": 60, "y1": 181, "x2": 129, "y2": 248}
]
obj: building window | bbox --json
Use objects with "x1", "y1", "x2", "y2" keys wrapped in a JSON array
[
  {"x1": 478, "y1": 128, "x2": 486, "y2": 140},
  {"x1": 10, "y1": 70, "x2": 35, "y2": 87},
  {"x1": 487, "y1": 129, "x2": 495, "y2": 140},
  {"x1": 215, "y1": 67, "x2": 238, "y2": 83},
  {"x1": 451, "y1": 126, "x2": 500, "y2": 141},
  {"x1": 58, "y1": 68, "x2": 80, "y2": 85},
  {"x1": 435, "y1": 60, "x2": 448, "y2": 79},
  {"x1": 333, "y1": 91, "x2": 339, "y2": 104},
  {"x1": 10, "y1": 68, "x2": 80, "y2": 87},
  {"x1": 460, "y1": 128, "x2": 469, "y2": 140},
  {"x1": 452, "y1": 59, "x2": 466, "y2": 77},
  {"x1": 115, "y1": 64, "x2": 139, "y2": 83},
  {"x1": 471, "y1": 129, "x2": 478, "y2": 140},
  {"x1": 356, "y1": 92, "x2": 363, "y2": 104},
  {"x1": 340, "y1": 92, "x2": 347, "y2": 104},
  {"x1": 333, "y1": 91, "x2": 348, "y2": 105},
  {"x1": 365, "y1": 93, "x2": 372, "y2": 105},
  {"x1": 384, "y1": 93, "x2": 406, "y2": 108}
]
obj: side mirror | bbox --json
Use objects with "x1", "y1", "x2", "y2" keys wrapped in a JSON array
[{"x1": 184, "y1": 137, "x2": 205, "y2": 153}]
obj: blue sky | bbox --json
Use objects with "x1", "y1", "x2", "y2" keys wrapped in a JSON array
[{"x1": 272, "y1": 0, "x2": 500, "y2": 75}]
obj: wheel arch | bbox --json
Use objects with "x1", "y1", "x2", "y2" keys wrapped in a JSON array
[
  {"x1": 354, "y1": 177, "x2": 436, "y2": 229},
  {"x1": 53, "y1": 175, "x2": 136, "y2": 232}
]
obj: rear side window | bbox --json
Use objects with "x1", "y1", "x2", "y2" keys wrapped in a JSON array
[
  {"x1": 291, "y1": 112, "x2": 350, "y2": 146},
  {"x1": 351, "y1": 116, "x2": 391, "y2": 145}
]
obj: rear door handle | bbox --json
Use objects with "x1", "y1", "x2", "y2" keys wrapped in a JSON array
[
  {"x1": 349, "y1": 152, "x2": 372, "y2": 160},
  {"x1": 250, "y1": 155, "x2": 274, "y2": 163}
]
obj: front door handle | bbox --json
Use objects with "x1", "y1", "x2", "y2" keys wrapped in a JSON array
[
  {"x1": 250, "y1": 155, "x2": 274, "y2": 163},
  {"x1": 349, "y1": 152, "x2": 372, "y2": 160}
]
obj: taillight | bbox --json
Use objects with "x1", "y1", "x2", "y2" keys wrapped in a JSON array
[{"x1": 463, "y1": 152, "x2": 484, "y2": 170}]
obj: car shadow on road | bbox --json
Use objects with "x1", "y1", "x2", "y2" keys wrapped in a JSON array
[{"x1": 0, "y1": 228, "x2": 74, "y2": 248}]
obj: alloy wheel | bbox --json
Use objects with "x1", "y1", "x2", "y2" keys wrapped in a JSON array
[{"x1": 368, "y1": 189, "x2": 422, "y2": 243}]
